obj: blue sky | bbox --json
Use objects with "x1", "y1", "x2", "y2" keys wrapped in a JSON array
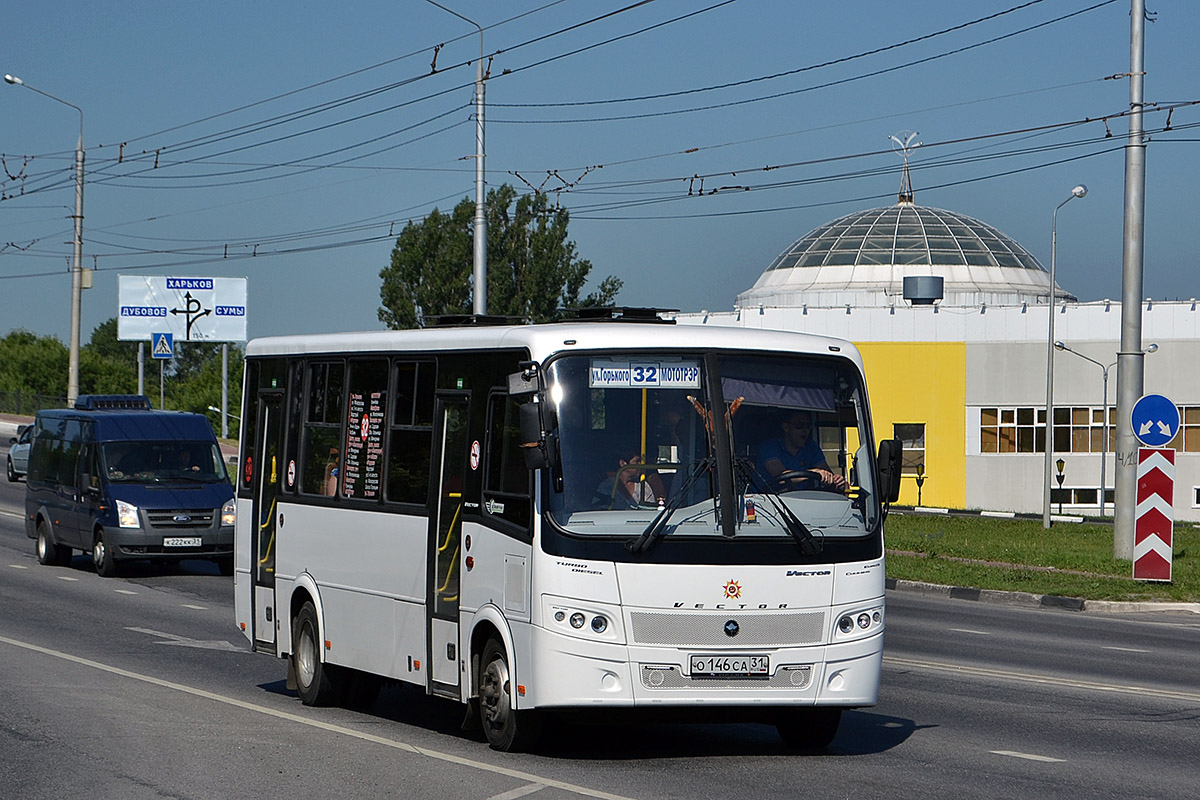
[{"x1": 2, "y1": 0, "x2": 1197, "y2": 343}]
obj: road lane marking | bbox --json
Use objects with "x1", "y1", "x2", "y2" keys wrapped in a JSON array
[
  {"x1": 885, "y1": 655, "x2": 1200, "y2": 703},
  {"x1": 0, "y1": 509, "x2": 24, "y2": 521},
  {"x1": 56, "y1": 576, "x2": 80, "y2": 582},
  {"x1": 126, "y1": 627, "x2": 240, "y2": 651},
  {"x1": 181, "y1": 604, "x2": 207, "y2": 610},
  {"x1": 9, "y1": 564, "x2": 29, "y2": 569},
  {"x1": 949, "y1": 628, "x2": 990, "y2": 635},
  {"x1": 1102, "y1": 646, "x2": 1150, "y2": 654},
  {"x1": 991, "y1": 750, "x2": 1066, "y2": 763},
  {"x1": 0, "y1": 633, "x2": 637, "y2": 800},
  {"x1": 489, "y1": 784, "x2": 547, "y2": 800},
  {"x1": 114, "y1": 589, "x2": 138, "y2": 595}
]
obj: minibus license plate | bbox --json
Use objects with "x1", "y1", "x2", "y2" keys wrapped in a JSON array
[
  {"x1": 163, "y1": 536, "x2": 202, "y2": 548},
  {"x1": 689, "y1": 654, "x2": 769, "y2": 676}
]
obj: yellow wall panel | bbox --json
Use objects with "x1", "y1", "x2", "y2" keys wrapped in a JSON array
[{"x1": 857, "y1": 342, "x2": 966, "y2": 508}]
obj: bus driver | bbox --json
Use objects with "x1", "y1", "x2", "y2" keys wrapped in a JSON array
[{"x1": 757, "y1": 410, "x2": 848, "y2": 492}]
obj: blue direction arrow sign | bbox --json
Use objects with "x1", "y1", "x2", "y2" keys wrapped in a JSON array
[
  {"x1": 1131, "y1": 393, "x2": 1179, "y2": 447},
  {"x1": 151, "y1": 332, "x2": 174, "y2": 360}
]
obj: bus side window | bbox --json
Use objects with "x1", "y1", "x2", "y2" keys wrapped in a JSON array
[
  {"x1": 301, "y1": 361, "x2": 345, "y2": 496},
  {"x1": 386, "y1": 359, "x2": 435, "y2": 505}
]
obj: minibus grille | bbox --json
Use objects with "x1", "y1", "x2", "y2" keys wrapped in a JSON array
[
  {"x1": 628, "y1": 611, "x2": 825, "y2": 647},
  {"x1": 147, "y1": 509, "x2": 215, "y2": 529}
]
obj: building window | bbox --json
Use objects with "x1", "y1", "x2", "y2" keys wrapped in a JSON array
[
  {"x1": 980, "y1": 407, "x2": 1046, "y2": 453},
  {"x1": 893, "y1": 422, "x2": 925, "y2": 475},
  {"x1": 982, "y1": 404, "x2": 1200, "y2": 455},
  {"x1": 1168, "y1": 406, "x2": 1200, "y2": 452}
]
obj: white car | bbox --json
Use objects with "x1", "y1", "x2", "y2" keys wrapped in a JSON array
[{"x1": 7, "y1": 425, "x2": 32, "y2": 481}]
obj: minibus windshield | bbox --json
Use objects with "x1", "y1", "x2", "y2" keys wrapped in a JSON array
[{"x1": 101, "y1": 440, "x2": 228, "y2": 484}]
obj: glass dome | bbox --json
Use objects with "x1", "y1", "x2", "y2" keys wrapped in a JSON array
[
  {"x1": 766, "y1": 205, "x2": 1044, "y2": 272},
  {"x1": 736, "y1": 202, "x2": 1071, "y2": 310}
]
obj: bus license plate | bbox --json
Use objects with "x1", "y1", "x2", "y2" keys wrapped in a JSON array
[
  {"x1": 689, "y1": 654, "x2": 769, "y2": 676},
  {"x1": 163, "y1": 536, "x2": 202, "y2": 548}
]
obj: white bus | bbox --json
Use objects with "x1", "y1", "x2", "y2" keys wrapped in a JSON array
[{"x1": 234, "y1": 312, "x2": 901, "y2": 751}]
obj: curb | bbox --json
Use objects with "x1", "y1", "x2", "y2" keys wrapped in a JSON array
[{"x1": 886, "y1": 578, "x2": 1200, "y2": 615}]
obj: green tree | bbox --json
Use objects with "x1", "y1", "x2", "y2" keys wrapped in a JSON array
[
  {"x1": 379, "y1": 184, "x2": 621, "y2": 329},
  {"x1": 0, "y1": 330, "x2": 68, "y2": 400},
  {"x1": 80, "y1": 318, "x2": 137, "y2": 395}
]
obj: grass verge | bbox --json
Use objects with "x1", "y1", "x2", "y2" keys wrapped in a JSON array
[{"x1": 885, "y1": 512, "x2": 1199, "y2": 603}]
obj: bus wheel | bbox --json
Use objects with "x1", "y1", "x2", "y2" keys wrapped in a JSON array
[
  {"x1": 777, "y1": 707, "x2": 842, "y2": 750},
  {"x1": 36, "y1": 520, "x2": 70, "y2": 566},
  {"x1": 478, "y1": 638, "x2": 542, "y2": 752},
  {"x1": 293, "y1": 602, "x2": 339, "y2": 706},
  {"x1": 92, "y1": 529, "x2": 120, "y2": 577}
]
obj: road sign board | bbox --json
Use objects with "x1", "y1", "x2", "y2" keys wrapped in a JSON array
[
  {"x1": 152, "y1": 332, "x2": 174, "y2": 360},
  {"x1": 118, "y1": 275, "x2": 248, "y2": 343},
  {"x1": 1131, "y1": 393, "x2": 1180, "y2": 447},
  {"x1": 1134, "y1": 447, "x2": 1174, "y2": 582}
]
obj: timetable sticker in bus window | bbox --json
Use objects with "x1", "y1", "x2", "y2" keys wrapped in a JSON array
[{"x1": 588, "y1": 359, "x2": 701, "y2": 389}]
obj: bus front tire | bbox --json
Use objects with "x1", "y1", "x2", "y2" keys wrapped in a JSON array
[
  {"x1": 478, "y1": 637, "x2": 542, "y2": 752},
  {"x1": 92, "y1": 530, "x2": 120, "y2": 577},
  {"x1": 36, "y1": 520, "x2": 71, "y2": 566},
  {"x1": 293, "y1": 602, "x2": 340, "y2": 706},
  {"x1": 776, "y1": 707, "x2": 842, "y2": 750}
]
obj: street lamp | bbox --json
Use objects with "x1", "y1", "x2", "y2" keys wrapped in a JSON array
[
  {"x1": 208, "y1": 405, "x2": 241, "y2": 422},
  {"x1": 1043, "y1": 184, "x2": 1088, "y2": 529},
  {"x1": 5, "y1": 73, "x2": 86, "y2": 407},
  {"x1": 1054, "y1": 341, "x2": 1157, "y2": 518},
  {"x1": 423, "y1": 1, "x2": 487, "y2": 315}
]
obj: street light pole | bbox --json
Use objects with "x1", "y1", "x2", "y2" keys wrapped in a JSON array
[
  {"x1": 1043, "y1": 185, "x2": 1088, "y2": 528},
  {"x1": 424, "y1": 1, "x2": 487, "y2": 315},
  {"x1": 5, "y1": 73, "x2": 85, "y2": 407},
  {"x1": 1055, "y1": 342, "x2": 1117, "y2": 517}
]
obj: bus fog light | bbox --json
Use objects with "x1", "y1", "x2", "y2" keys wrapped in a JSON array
[
  {"x1": 554, "y1": 611, "x2": 566, "y2": 622},
  {"x1": 857, "y1": 613, "x2": 871, "y2": 629},
  {"x1": 873, "y1": 610, "x2": 882, "y2": 624},
  {"x1": 590, "y1": 615, "x2": 608, "y2": 633},
  {"x1": 569, "y1": 612, "x2": 585, "y2": 629},
  {"x1": 838, "y1": 615, "x2": 854, "y2": 633}
]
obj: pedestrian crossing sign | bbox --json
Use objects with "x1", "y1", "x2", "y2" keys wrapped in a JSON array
[{"x1": 152, "y1": 332, "x2": 174, "y2": 359}]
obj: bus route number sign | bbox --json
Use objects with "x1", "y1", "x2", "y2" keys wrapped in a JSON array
[{"x1": 589, "y1": 359, "x2": 701, "y2": 389}]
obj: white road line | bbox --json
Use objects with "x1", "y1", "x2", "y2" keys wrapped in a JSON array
[
  {"x1": 991, "y1": 750, "x2": 1065, "y2": 763},
  {"x1": 181, "y1": 604, "x2": 207, "y2": 610},
  {"x1": 9, "y1": 564, "x2": 29, "y2": 569},
  {"x1": 489, "y1": 784, "x2": 547, "y2": 800},
  {"x1": 0, "y1": 634, "x2": 638, "y2": 800},
  {"x1": 949, "y1": 628, "x2": 991, "y2": 635},
  {"x1": 1102, "y1": 646, "x2": 1150, "y2": 654},
  {"x1": 114, "y1": 589, "x2": 138, "y2": 595},
  {"x1": 0, "y1": 509, "x2": 24, "y2": 521},
  {"x1": 885, "y1": 655, "x2": 1200, "y2": 703},
  {"x1": 56, "y1": 575, "x2": 80, "y2": 582}
]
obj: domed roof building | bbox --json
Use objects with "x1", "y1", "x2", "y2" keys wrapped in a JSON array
[{"x1": 735, "y1": 198, "x2": 1074, "y2": 311}]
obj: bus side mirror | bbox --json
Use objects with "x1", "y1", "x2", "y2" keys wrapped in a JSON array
[
  {"x1": 877, "y1": 439, "x2": 903, "y2": 504},
  {"x1": 519, "y1": 401, "x2": 549, "y2": 471}
]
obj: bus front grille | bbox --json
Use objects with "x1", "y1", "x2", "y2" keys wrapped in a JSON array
[{"x1": 628, "y1": 611, "x2": 825, "y2": 647}]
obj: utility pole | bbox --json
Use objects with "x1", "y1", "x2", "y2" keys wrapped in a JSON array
[{"x1": 1113, "y1": 0, "x2": 1149, "y2": 560}]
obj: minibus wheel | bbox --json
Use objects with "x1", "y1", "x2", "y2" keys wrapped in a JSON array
[
  {"x1": 92, "y1": 529, "x2": 120, "y2": 577},
  {"x1": 36, "y1": 520, "x2": 71, "y2": 566},
  {"x1": 478, "y1": 637, "x2": 542, "y2": 752},
  {"x1": 293, "y1": 601, "x2": 340, "y2": 706}
]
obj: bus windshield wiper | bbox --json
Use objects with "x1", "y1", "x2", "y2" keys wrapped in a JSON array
[
  {"x1": 626, "y1": 458, "x2": 713, "y2": 555},
  {"x1": 736, "y1": 458, "x2": 822, "y2": 556}
]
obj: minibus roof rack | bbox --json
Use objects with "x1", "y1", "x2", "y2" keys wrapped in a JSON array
[
  {"x1": 562, "y1": 306, "x2": 678, "y2": 324},
  {"x1": 74, "y1": 395, "x2": 153, "y2": 410},
  {"x1": 425, "y1": 314, "x2": 527, "y2": 328}
]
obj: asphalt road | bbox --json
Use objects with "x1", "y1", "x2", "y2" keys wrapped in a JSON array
[{"x1": 2, "y1": 447, "x2": 1199, "y2": 800}]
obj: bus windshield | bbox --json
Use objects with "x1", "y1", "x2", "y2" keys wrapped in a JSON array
[{"x1": 545, "y1": 352, "x2": 882, "y2": 545}]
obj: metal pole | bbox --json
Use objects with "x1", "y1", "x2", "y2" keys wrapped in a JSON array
[
  {"x1": 5, "y1": 75, "x2": 85, "y2": 406},
  {"x1": 1043, "y1": 213, "x2": 1059, "y2": 528},
  {"x1": 137, "y1": 342, "x2": 145, "y2": 396},
  {"x1": 221, "y1": 343, "x2": 229, "y2": 438},
  {"x1": 1114, "y1": 0, "x2": 1148, "y2": 561},
  {"x1": 422, "y1": 1, "x2": 486, "y2": 315},
  {"x1": 1100, "y1": 365, "x2": 1111, "y2": 517}
]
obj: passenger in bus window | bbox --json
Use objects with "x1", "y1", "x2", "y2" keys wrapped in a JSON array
[
  {"x1": 594, "y1": 450, "x2": 667, "y2": 509},
  {"x1": 756, "y1": 410, "x2": 847, "y2": 492},
  {"x1": 323, "y1": 448, "x2": 339, "y2": 496}
]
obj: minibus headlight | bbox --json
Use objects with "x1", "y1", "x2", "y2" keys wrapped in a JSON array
[
  {"x1": 116, "y1": 500, "x2": 140, "y2": 529},
  {"x1": 221, "y1": 499, "x2": 236, "y2": 527}
]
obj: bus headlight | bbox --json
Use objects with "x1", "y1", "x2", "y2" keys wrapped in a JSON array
[
  {"x1": 590, "y1": 615, "x2": 608, "y2": 633},
  {"x1": 838, "y1": 615, "x2": 855, "y2": 633},
  {"x1": 117, "y1": 500, "x2": 140, "y2": 529},
  {"x1": 221, "y1": 499, "x2": 236, "y2": 527},
  {"x1": 569, "y1": 613, "x2": 586, "y2": 629}
]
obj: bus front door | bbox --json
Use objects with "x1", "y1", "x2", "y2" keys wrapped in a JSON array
[
  {"x1": 428, "y1": 395, "x2": 468, "y2": 697},
  {"x1": 251, "y1": 392, "x2": 282, "y2": 654}
]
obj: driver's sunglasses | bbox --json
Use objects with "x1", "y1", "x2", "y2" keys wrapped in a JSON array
[{"x1": 785, "y1": 420, "x2": 811, "y2": 430}]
